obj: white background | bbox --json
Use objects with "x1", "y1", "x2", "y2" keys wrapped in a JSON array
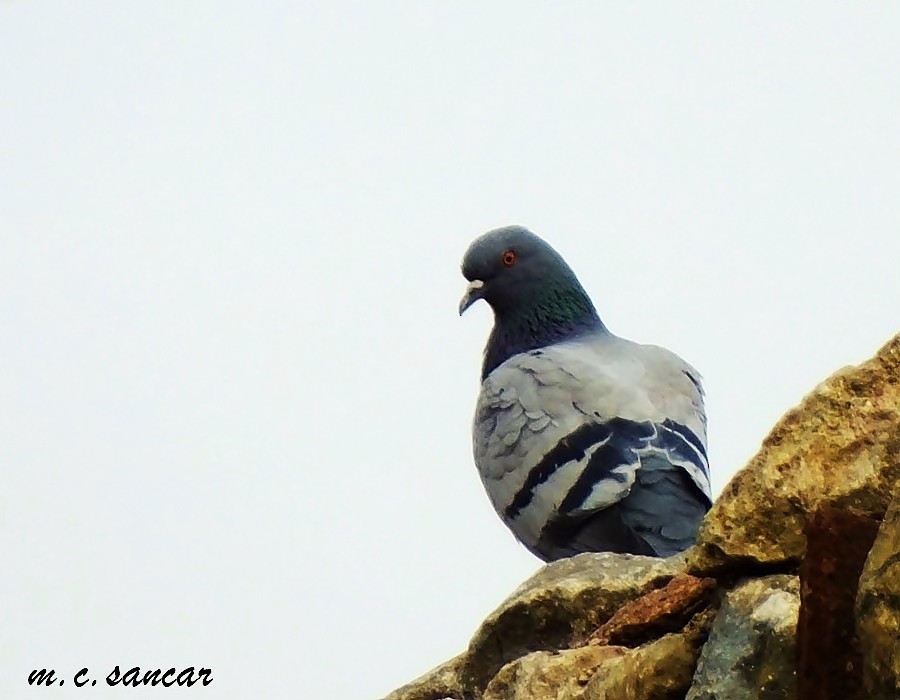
[{"x1": 2, "y1": 3, "x2": 899, "y2": 698}]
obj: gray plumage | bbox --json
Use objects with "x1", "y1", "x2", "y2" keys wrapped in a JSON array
[{"x1": 459, "y1": 225, "x2": 712, "y2": 561}]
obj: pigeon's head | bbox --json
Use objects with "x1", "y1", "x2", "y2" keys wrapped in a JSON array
[
  {"x1": 459, "y1": 225, "x2": 604, "y2": 377},
  {"x1": 458, "y1": 225, "x2": 582, "y2": 316}
]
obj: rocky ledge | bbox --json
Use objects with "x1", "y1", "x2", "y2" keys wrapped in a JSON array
[{"x1": 385, "y1": 333, "x2": 900, "y2": 700}]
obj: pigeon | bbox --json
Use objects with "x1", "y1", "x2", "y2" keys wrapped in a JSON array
[{"x1": 458, "y1": 225, "x2": 712, "y2": 560}]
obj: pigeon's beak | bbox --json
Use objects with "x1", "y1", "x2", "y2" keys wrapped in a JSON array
[{"x1": 458, "y1": 279, "x2": 485, "y2": 316}]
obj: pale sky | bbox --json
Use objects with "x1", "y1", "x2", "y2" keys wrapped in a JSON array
[{"x1": 2, "y1": 3, "x2": 899, "y2": 698}]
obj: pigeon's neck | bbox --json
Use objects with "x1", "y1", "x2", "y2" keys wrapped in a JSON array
[{"x1": 482, "y1": 284, "x2": 605, "y2": 380}]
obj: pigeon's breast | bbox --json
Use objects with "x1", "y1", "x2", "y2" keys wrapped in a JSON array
[{"x1": 472, "y1": 348, "x2": 611, "y2": 529}]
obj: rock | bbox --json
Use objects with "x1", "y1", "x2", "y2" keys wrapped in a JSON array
[
  {"x1": 589, "y1": 574, "x2": 718, "y2": 647},
  {"x1": 857, "y1": 489, "x2": 900, "y2": 698},
  {"x1": 381, "y1": 654, "x2": 465, "y2": 700},
  {"x1": 689, "y1": 334, "x2": 900, "y2": 574},
  {"x1": 686, "y1": 575, "x2": 800, "y2": 700},
  {"x1": 459, "y1": 553, "x2": 682, "y2": 695},
  {"x1": 482, "y1": 646, "x2": 627, "y2": 700},
  {"x1": 796, "y1": 506, "x2": 880, "y2": 700},
  {"x1": 584, "y1": 608, "x2": 715, "y2": 700}
]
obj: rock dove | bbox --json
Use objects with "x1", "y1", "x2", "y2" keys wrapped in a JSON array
[{"x1": 458, "y1": 225, "x2": 712, "y2": 560}]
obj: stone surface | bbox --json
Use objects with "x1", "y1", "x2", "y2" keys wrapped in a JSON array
[
  {"x1": 382, "y1": 654, "x2": 465, "y2": 700},
  {"x1": 686, "y1": 575, "x2": 800, "y2": 700},
  {"x1": 857, "y1": 489, "x2": 900, "y2": 698},
  {"x1": 584, "y1": 609, "x2": 715, "y2": 700},
  {"x1": 482, "y1": 646, "x2": 626, "y2": 700},
  {"x1": 689, "y1": 334, "x2": 900, "y2": 574},
  {"x1": 589, "y1": 574, "x2": 717, "y2": 647},
  {"x1": 460, "y1": 552, "x2": 681, "y2": 695},
  {"x1": 796, "y1": 506, "x2": 880, "y2": 700}
]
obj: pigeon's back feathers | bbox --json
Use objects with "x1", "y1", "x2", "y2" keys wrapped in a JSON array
[{"x1": 461, "y1": 226, "x2": 712, "y2": 560}]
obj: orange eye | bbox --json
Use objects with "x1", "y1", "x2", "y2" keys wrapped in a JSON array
[{"x1": 501, "y1": 249, "x2": 517, "y2": 267}]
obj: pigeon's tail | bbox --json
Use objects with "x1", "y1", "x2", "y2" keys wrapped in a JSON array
[
  {"x1": 617, "y1": 454, "x2": 711, "y2": 556},
  {"x1": 534, "y1": 454, "x2": 710, "y2": 560},
  {"x1": 535, "y1": 506, "x2": 658, "y2": 559}
]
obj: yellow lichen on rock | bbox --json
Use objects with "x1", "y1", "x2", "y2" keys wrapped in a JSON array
[
  {"x1": 483, "y1": 646, "x2": 627, "y2": 700},
  {"x1": 857, "y1": 488, "x2": 900, "y2": 698},
  {"x1": 461, "y1": 553, "x2": 680, "y2": 694},
  {"x1": 583, "y1": 609, "x2": 713, "y2": 700},
  {"x1": 381, "y1": 654, "x2": 466, "y2": 700},
  {"x1": 689, "y1": 334, "x2": 900, "y2": 573}
]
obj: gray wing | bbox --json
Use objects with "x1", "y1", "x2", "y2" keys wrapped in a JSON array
[{"x1": 473, "y1": 335, "x2": 711, "y2": 560}]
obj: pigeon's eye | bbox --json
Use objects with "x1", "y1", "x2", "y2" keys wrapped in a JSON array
[{"x1": 501, "y1": 250, "x2": 517, "y2": 267}]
